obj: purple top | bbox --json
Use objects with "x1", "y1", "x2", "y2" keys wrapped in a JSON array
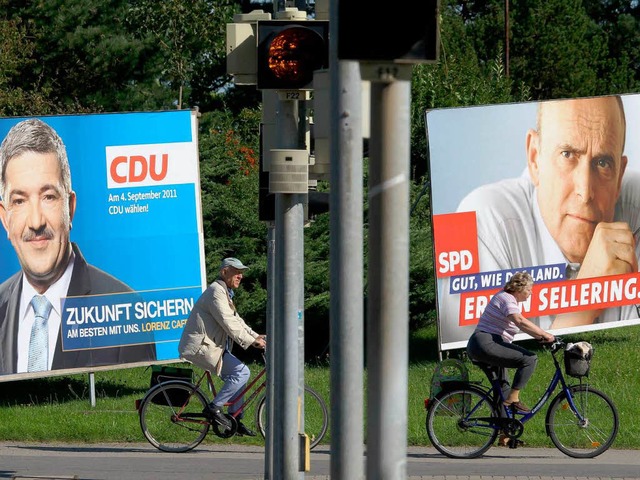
[{"x1": 475, "y1": 290, "x2": 521, "y2": 342}]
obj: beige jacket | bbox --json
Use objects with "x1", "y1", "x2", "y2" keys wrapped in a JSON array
[{"x1": 178, "y1": 279, "x2": 258, "y2": 375}]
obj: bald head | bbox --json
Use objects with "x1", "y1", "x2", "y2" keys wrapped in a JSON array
[{"x1": 527, "y1": 96, "x2": 628, "y2": 264}]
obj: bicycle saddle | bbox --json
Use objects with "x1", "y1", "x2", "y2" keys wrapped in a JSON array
[{"x1": 470, "y1": 359, "x2": 503, "y2": 382}]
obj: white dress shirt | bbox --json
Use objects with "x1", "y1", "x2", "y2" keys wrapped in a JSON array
[{"x1": 17, "y1": 252, "x2": 75, "y2": 372}]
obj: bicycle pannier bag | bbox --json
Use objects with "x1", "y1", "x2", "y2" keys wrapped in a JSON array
[
  {"x1": 429, "y1": 358, "x2": 469, "y2": 400},
  {"x1": 149, "y1": 365, "x2": 193, "y2": 406},
  {"x1": 564, "y1": 342, "x2": 593, "y2": 378}
]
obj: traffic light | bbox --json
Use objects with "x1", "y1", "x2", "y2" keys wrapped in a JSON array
[
  {"x1": 257, "y1": 20, "x2": 329, "y2": 90},
  {"x1": 307, "y1": 189, "x2": 330, "y2": 218},
  {"x1": 338, "y1": 0, "x2": 439, "y2": 63}
]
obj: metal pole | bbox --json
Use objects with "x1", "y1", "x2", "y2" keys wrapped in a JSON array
[
  {"x1": 273, "y1": 99, "x2": 304, "y2": 479},
  {"x1": 265, "y1": 223, "x2": 276, "y2": 480},
  {"x1": 366, "y1": 67, "x2": 412, "y2": 480},
  {"x1": 329, "y1": 0, "x2": 365, "y2": 478},
  {"x1": 262, "y1": 86, "x2": 280, "y2": 480}
]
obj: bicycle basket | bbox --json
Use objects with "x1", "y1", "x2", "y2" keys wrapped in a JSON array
[
  {"x1": 563, "y1": 342, "x2": 593, "y2": 378},
  {"x1": 429, "y1": 358, "x2": 469, "y2": 400},
  {"x1": 149, "y1": 365, "x2": 193, "y2": 406}
]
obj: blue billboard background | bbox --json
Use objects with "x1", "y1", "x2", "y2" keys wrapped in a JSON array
[{"x1": 0, "y1": 110, "x2": 206, "y2": 371}]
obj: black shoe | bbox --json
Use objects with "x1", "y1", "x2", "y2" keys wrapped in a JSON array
[
  {"x1": 236, "y1": 421, "x2": 256, "y2": 437},
  {"x1": 203, "y1": 405, "x2": 232, "y2": 429}
]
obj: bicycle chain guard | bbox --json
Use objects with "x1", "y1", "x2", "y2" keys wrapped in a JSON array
[
  {"x1": 504, "y1": 418, "x2": 524, "y2": 438},
  {"x1": 494, "y1": 417, "x2": 524, "y2": 438},
  {"x1": 211, "y1": 414, "x2": 238, "y2": 438}
]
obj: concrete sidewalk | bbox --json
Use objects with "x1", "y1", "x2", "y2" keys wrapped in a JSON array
[
  {"x1": 313, "y1": 445, "x2": 640, "y2": 480},
  {"x1": 1, "y1": 442, "x2": 639, "y2": 480}
]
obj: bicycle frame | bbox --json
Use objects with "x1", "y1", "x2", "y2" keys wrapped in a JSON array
[
  {"x1": 178, "y1": 366, "x2": 268, "y2": 422},
  {"x1": 139, "y1": 361, "x2": 330, "y2": 453},
  {"x1": 208, "y1": 366, "x2": 267, "y2": 419},
  {"x1": 481, "y1": 341, "x2": 586, "y2": 427},
  {"x1": 427, "y1": 338, "x2": 617, "y2": 459}
]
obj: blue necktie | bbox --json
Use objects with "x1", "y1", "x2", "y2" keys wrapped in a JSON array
[{"x1": 28, "y1": 295, "x2": 53, "y2": 372}]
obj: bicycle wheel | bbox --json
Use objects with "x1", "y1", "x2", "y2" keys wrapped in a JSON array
[
  {"x1": 546, "y1": 385, "x2": 618, "y2": 458},
  {"x1": 256, "y1": 385, "x2": 329, "y2": 450},
  {"x1": 426, "y1": 386, "x2": 498, "y2": 459},
  {"x1": 139, "y1": 380, "x2": 210, "y2": 453}
]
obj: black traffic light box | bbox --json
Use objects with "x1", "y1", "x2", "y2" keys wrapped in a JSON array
[
  {"x1": 338, "y1": 0, "x2": 439, "y2": 63},
  {"x1": 257, "y1": 20, "x2": 330, "y2": 90}
]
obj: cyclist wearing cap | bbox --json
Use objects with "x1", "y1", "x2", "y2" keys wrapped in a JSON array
[{"x1": 179, "y1": 257, "x2": 266, "y2": 436}]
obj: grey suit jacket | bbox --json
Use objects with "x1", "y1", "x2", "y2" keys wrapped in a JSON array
[{"x1": 0, "y1": 243, "x2": 156, "y2": 375}]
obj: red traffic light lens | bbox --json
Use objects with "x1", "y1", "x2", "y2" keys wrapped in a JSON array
[{"x1": 266, "y1": 26, "x2": 325, "y2": 86}]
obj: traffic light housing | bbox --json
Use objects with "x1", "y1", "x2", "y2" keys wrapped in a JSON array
[
  {"x1": 338, "y1": 0, "x2": 439, "y2": 63},
  {"x1": 257, "y1": 20, "x2": 329, "y2": 90}
]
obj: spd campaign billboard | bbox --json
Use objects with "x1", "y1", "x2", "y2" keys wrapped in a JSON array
[
  {"x1": 428, "y1": 94, "x2": 640, "y2": 351},
  {"x1": 0, "y1": 110, "x2": 206, "y2": 380}
]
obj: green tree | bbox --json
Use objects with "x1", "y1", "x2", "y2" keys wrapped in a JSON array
[
  {"x1": 408, "y1": 0, "x2": 532, "y2": 331},
  {"x1": 196, "y1": 105, "x2": 268, "y2": 329},
  {"x1": 0, "y1": 12, "x2": 56, "y2": 115},
  {"x1": 510, "y1": 0, "x2": 606, "y2": 99},
  {"x1": 411, "y1": 0, "x2": 531, "y2": 178},
  {"x1": 583, "y1": 0, "x2": 640, "y2": 93},
  {"x1": 3, "y1": 0, "x2": 170, "y2": 112},
  {"x1": 127, "y1": 0, "x2": 238, "y2": 110},
  {"x1": 5, "y1": 0, "x2": 640, "y2": 356}
]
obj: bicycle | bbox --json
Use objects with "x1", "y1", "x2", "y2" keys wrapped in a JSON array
[
  {"x1": 425, "y1": 337, "x2": 618, "y2": 459},
  {"x1": 136, "y1": 357, "x2": 329, "y2": 453}
]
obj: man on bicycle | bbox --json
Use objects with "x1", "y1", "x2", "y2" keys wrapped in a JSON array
[{"x1": 179, "y1": 257, "x2": 266, "y2": 436}]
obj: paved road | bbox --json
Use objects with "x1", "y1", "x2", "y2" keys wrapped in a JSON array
[{"x1": 1, "y1": 442, "x2": 639, "y2": 480}]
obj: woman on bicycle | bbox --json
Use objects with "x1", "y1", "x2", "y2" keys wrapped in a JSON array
[{"x1": 466, "y1": 271, "x2": 555, "y2": 414}]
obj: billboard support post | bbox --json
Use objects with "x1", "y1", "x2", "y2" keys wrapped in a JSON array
[{"x1": 89, "y1": 373, "x2": 96, "y2": 407}]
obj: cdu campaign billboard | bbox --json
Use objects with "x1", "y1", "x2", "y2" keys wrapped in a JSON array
[
  {"x1": 427, "y1": 94, "x2": 640, "y2": 351},
  {"x1": 0, "y1": 110, "x2": 206, "y2": 380}
]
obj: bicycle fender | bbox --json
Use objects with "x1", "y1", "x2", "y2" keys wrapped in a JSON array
[
  {"x1": 432, "y1": 382, "x2": 489, "y2": 402},
  {"x1": 142, "y1": 379, "x2": 203, "y2": 404}
]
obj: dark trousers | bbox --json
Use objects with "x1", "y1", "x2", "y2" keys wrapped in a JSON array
[{"x1": 467, "y1": 330, "x2": 538, "y2": 397}]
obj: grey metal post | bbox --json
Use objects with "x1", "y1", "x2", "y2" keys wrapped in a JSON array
[
  {"x1": 265, "y1": 222, "x2": 276, "y2": 479},
  {"x1": 273, "y1": 98, "x2": 305, "y2": 479},
  {"x1": 329, "y1": 0, "x2": 365, "y2": 478},
  {"x1": 366, "y1": 66, "x2": 412, "y2": 479},
  {"x1": 262, "y1": 86, "x2": 280, "y2": 480}
]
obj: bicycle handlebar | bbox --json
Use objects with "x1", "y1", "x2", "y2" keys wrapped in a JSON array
[{"x1": 544, "y1": 336, "x2": 565, "y2": 354}]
